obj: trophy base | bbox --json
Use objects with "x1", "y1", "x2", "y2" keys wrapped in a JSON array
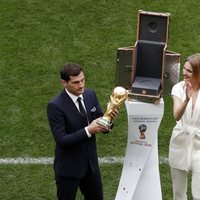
[{"x1": 97, "y1": 117, "x2": 112, "y2": 128}]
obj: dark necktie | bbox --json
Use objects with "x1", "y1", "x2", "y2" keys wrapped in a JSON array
[{"x1": 77, "y1": 97, "x2": 87, "y2": 118}]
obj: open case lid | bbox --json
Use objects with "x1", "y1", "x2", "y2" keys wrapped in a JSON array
[
  {"x1": 137, "y1": 10, "x2": 170, "y2": 43},
  {"x1": 163, "y1": 50, "x2": 181, "y2": 95}
]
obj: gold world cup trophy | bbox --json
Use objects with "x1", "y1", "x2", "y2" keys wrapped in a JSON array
[{"x1": 97, "y1": 86, "x2": 128, "y2": 128}]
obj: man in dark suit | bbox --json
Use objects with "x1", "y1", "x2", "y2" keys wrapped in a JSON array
[{"x1": 47, "y1": 62, "x2": 117, "y2": 200}]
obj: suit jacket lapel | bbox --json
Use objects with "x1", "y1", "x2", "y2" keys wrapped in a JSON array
[
  {"x1": 61, "y1": 90, "x2": 81, "y2": 117},
  {"x1": 83, "y1": 92, "x2": 92, "y2": 122}
]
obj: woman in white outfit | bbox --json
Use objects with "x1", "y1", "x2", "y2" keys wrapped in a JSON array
[{"x1": 169, "y1": 53, "x2": 200, "y2": 200}]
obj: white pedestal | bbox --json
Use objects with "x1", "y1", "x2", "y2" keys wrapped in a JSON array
[{"x1": 115, "y1": 98, "x2": 164, "y2": 200}]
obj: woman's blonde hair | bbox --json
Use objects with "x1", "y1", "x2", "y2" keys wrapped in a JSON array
[{"x1": 186, "y1": 53, "x2": 200, "y2": 89}]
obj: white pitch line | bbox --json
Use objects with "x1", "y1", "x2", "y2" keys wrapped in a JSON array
[
  {"x1": 0, "y1": 157, "x2": 54, "y2": 165},
  {"x1": 0, "y1": 156, "x2": 168, "y2": 165}
]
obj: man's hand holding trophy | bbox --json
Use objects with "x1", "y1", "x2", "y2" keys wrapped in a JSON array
[{"x1": 97, "y1": 86, "x2": 128, "y2": 128}]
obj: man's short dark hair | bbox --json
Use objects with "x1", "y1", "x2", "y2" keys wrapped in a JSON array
[{"x1": 60, "y1": 62, "x2": 83, "y2": 82}]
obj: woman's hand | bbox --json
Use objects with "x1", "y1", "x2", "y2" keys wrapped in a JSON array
[{"x1": 185, "y1": 81, "x2": 192, "y2": 101}]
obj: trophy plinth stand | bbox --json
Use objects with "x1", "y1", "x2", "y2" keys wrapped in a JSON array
[{"x1": 115, "y1": 98, "x2": 164, "y2": 200}]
